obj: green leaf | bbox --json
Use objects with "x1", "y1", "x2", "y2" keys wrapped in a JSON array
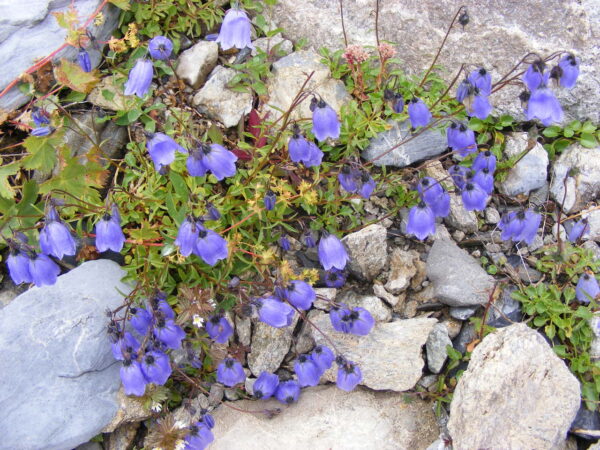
[
  {"x1": 581, "y1": 121, "x2": 597, "y2": 134},
  {"x1": 21, "y1": 135, "x2": 59, "y2": 173},
  {"x1": 109, "y1": 0, "x2": 131, "y2": 10},
  {"x1": 53, "y1": 59, "x2": 99, "y2": 93},
  {"x1": 542, "y1": 126, "x2": 561, "y2": 138},
  {"x1": 580, "y1": 133, "x2": 598, "y2": 148},
  {"x1": 0, "y1": 162, "x2": 19, "y2": 199}
]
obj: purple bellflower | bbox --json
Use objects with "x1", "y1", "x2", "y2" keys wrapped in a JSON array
[
  {"x1": 456, "y1": 79, "x2": 473, "y2": 103},
  {"x1": 124, "y1": 58, "x2": 153, "y2": 97},
  {"x1": 358, "y1": 171, "x2": 376, "y2": 198},
  {"x1": 294, "y1": 354, "x2": 322, "y2": 387},
  {"x1": 206, "y1": 204, "x2": 221, "y2": 221},
  {"x1": 340, "y1": 307, "x2": 375, "y2": 336},
  {"x1": 513, "y1": 209, "x2": 541, "y2": 245},
  {"x1": 330, "y1": 305, "x2": 350, "y2": 332},
  {"x1": 197, "y1": 143, "x2": 238, "y2": 180},
  {"x1": 522, "y1": 60, "x2": 546, "y2": 91},
  {"x1": 141, "y1": 350, "x2": 172, "y2": 385},
  {"x1": 384, "y1": 89, "x2": 404, "y2": 113},
  {"x1": 407, "y1": 97, "x2": 432, "y2": 128},
  {"x1": 112, "y1": 331, "x2": 140, "y2": 361},
  {"x1": 120, "y1": 359, "x2": 147, "y2": 396},
  {"x1": 279, "y1": 235, "x2": 291, "y2": 251},
  {"x1": 447, "y1": 122, "x2": 476, "y2": 157},
  {"x1": 130, "y1": 307, "x2": 153, "y2": 335},
  {"x1": 153, "y1": 318, "x2": 186, "y2": 349},
  {"x1": 418, "y1": 177, "x2": 450, "y2": 218},
  {"x1": 264, "y1": 190, "x2": 276, "y2": 211},
  {"x1": 288, "y1": 127, "x2": 311, "y2": 163},
  {"x1": 29, "y1": 253, "x2": 61, "y2": 286},
  {"x1": 499, "y1": 209, "x2": 540, "y2": 245},
  {"x1": 147, "y1": 132, "x2": 187, "y2": 172},
  {"x1": 148, "y1": 35, "x2": 173, "y2": 60},
  {"x1": 187, "y1": 148, "x2": 208, "y2": 177},
  {"x1": 318, "y1": 233, "x2": 349, "y2": 271},
  {"x1": 184, "y1": 422, "x2": 214, "y2": 450},
  {"x1": 576, "y1": 273, "x2": 600, "y2": 304},
  {"x1": 407, "y1": 201, "x2": 436, "y2": 241},
  {"x1": 338, "y1": 166, "x2": 359, "y2": 193},
  {"x1": 526, "y1": 86, "x2": 563, "y2": 126},
  {"x1": 7, "y1": 249, "x2": 32, "y2": 285},
  {"x1": 285, "y1": 280, "x2": 316, "y2": 310},
  {"x1": 32, "y1": 108, "x2": 50, "y2": 127},
  {"x1": 336, "y1": 357, "x2": 362, "y2": 392},
  {"x1": 78, "y1": 48, "x2": 91, "y2": 72},
  {"x1": 217, "y1": 357, "x2": 246, "y2": 387},
  {"x1": 568, "y1": 219, "x2": 590, "y2": 243},
  {"x1": 216, "y1": 8, "x2": 253, "y2": 50},
  {"x1": 175, "y1": 217, "x2": 201, "y2": 257},
  {"x1": 153, "y1": 293, "x2": 175, "y2": 319},
  {"x1": 449, "y1": 165, "x2": 469, "y2": 190},
  {"x1": 255, "y1": 296, "x2": 295, "y2": 328},
  {"x1": 95, "y1": 208, "x2": 125, "y2": 253},
  {"x1": 472, "y1": 150, "x2": 497, "y2": 172},
  {"x1": 40, "y1": 207, "x2": 77, "y2": 259},
  {"x1": 554, "y1": 54, "x2": 580, "y2": 89},
  {"x1": 468, "y1": 68, "x2": 492, "y2": 96},
  {"x1": 253, "y1": 371, "x2": 279, "y2": 399},
  {"x1": 303, "y1": 230, "x2": 316, "y2": 248},
  {"x1": 461, "y1": 182, "x2": 488, "y2": 211},
  {"x1": 473, "y1": 168, "x2": 494, "y2": 195},
  {"x1": 206, "y1": 315, "x2": 233, "y2": 344},
  {"x1": 324, "y1": 268, "x2": 346, "y2": 288},
  {"x1": 30, "y1": 126, "x2": 54, "y2": 137},
  {"x1": 467, "y1": 91, "x2": 492, "y2": 119},
  {"x1": 311, "y1": 345, "x2": 335, "y2": 372},
  {"x1": 275, "y1": 380, "x2": 300, "y2": 404},
  {"x1": 194, "y1": 229, "x2": 228, "y2": 266},
  {"x1": 303, "y1": 141, "x2": 324, "y2": 167},
  {"x1": 311, "y1": 98, "x2": 341, "y2": 141}
]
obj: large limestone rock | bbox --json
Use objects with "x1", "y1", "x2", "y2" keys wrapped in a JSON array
[
  {"x1": 247, "y1": 314, "x2": 299, "y2": 376},
  {"x1": 211, "y1": 385, "x2": 439, "y2": 449},
  {"x1": 176, "y1": 40, "x2": 219, "y2": 89},
  {"x1": 448, "y1": 323, "x2": 581, "y2": 449},
  {"x1": 342, "y1": 223, "x2": 388, "y2": 281},
  {"x1": 0, "y1": 260, "x2": 133, "y2": 450},
  {"x1": 271, "y1": 0, "x2": 600, "y2": 123},
  {"x1": 499, "y1": 132, "x2": 549, "y2": 198}
]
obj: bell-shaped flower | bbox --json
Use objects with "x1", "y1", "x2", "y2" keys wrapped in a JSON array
[
  {"x1": 130, "y1": 307, "x2": 153, "y2": 335},
  {"x1": 78, "y1": 48, "x2": 91, "y2": 72},
  {"x1": 336, "y1": 357, "x2": 362, "y2": 392},
  {"x1": 112, "y1": 331, "x2": 140, "y2": 361},
  {"x1": 95, "y1": 211, "x2": 125, "y2": 253},
  {"x1": 522, "y1": 60, "x2": 546, "y2": 91},
  {"x1": 568, "y1": 219, "x2": 590, "y2": 243},
  {"x1": 311, "y1": 99, "x2": 340, "y2": 141},
  {"x1": 275, "y1": 380, "x2": 300, "y2": 404},
  {"x1": 148, "y1": 35, "x2": 173, "y2": 60},
  {"x1": 7, "y1": 250, "x2": 32, "y2": 285},
  {"x1": 472, "y1": 150, "x2": 497, "y2": 172},
  {"x1": 206, "y1": 204, "x2": 221, "y2": 221},
  {"x1": 288, "y1": 130, "x2": 311, "y2": 163},
  {"x1": 391, "y1": 92, "x2": 404, "y2": 113},
  {"x1": 255, "y1": 296, "x2": 295, "y2": 328},
  {"x1": 467, "y1": 92, "x2": 492, "y2": 119},
  {"x1": 330, "y1": 304, "x2": 351, "y2": 333},
  {"x1": 285, "y1": 280, "x2": 316, "y2": 310},
  {"x1": 124, "y1": 58, "x2": 153, "y2": 97},
  {"x1": 473, "y1": 168, "x2": 494, "y2": 195},
  {"x1": 29, "y1": 253, "x2": 60, "y2": 287},
  {"x1": 513, "y1": 209, "x2": 541, "y2": 245},
  {"x1": 447, "y1": 122, "x2": 476, "y2": 156},
  {"x1": 184, "y1": 423, "x2": 214, "y2": 450},
  {"x1": 407, "y1": 97, "x2": 432, "y2": 128},
  {"x1": 206, "y1": 315, "x2": 233, "y2": 344},
  {"x1": 526, "y1": 86, "x2": 563, "y2": 126},
  {"x1": 303, "y1": 230, "x2": 316, "y2": 248},
  {"x1": 556, "y1": 54, "x2": 580, "y2": 89},
  {"x1": 294, "y1": 354, "x2": 321, "y2": 387},
  {"x1": 407, "y1": 201, "x2": 436, "y2": 241},
  {"x1": 153, "y1": 318, "x2": 186, "y2": 349},
  {"x1": 311, "y1": 345, "x2": 335, "y2": 372},
  {"x1": 358, "y1": 171, "x2": 376, "y2": 198},
  {"x1": 264, "y1": 190, "x2": 276, "y2": 211},
  {"x1": 499, "y1": 211, "x2": 524, "y2": 241},
  {"x1": 40, "y1": 207, "x2": 77, "y2": 259},
  {"x1": 120, "y1": 359, "x2": 147, "y2": 396},
  {"x1": 318, "y1": 233, "x2": 349, "y2": 271},
  {"x1": 216, "y1": 8, "x2": 253, "y2": 50},
  {"x1": 279, "y1": 235, "x2": 291, "y2": 251},
  {"x1": 338, "y1": 166, "x2": 359, "y2": 193},
  {"x1": 186, "y1": 147, "x2": 208, "y2": 177},
  {"x1": 576, "y1": 273, "x2": 600, "y2": 304},
  {"x1": 152, "y1": 292, "x2": 176, "y2": 320},
  {"x1": 468, "y1": 68, "x2": 492, "y2": 96},
  {"x1": 217, "y1": 357, "x2": 245, "y2": 386},
  {"x1": 456, "y1": 79, "x2": 473, "y2": 103},
  {"x1": 341, "y1": 307, "x2": 374, "y2": 336},
  {"x1": 174, "y1": 217, "x2": 201, "y2": 257},
  {"x1": 324, "y1": 268, "x2": 346, "y2": 288},
  {"x1": 303, "y1": 141, "x2": 324, "y2": 168},
  {"x1": 199, "y1": 144, "x2": 238, "y2": 180},
  {"x1": 449, "y1": 165, "x2": 469, "y2": 190},
  {"x1": 461, "y1": 182, "x2": 488, "y2": 211},
  {"x1": 253, "y1": 371, "x2": 279, "y2": 399},
  {"x1": 147, "y1": 132, "x2": 187, "y2": 172},
  {"x1": 32, "y1": 108, "x2": 50, "y2": 127},
  {"x1": 141, "y1": 350, "x2": 172, "y2": 385},
  {"x1": 194, "y1": 229, "x2": 228, "y2": 266}
]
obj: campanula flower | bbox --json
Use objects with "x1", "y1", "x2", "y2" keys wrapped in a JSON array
[
  {"x1": 407, "y1": 97, "x2": 432, "y2": 128},
  {"x1": 124, "y1": 58, "x2": 153, "y2": 98},
  {"x1": 206, "y1": 204, "x2": 221, "y2": 221},
  {"x1": 120, "y1": 359, "x2": 147, "y2": 396},
  {"x1": 407, "y1": 201, "x2": 436, "y2": 241},
  {"x1": 303, "y1": 141, "x2": 324, "y2": 167},
  {"x1": 468, "y1": 68, "x2": 492, "y2": 96},
  {"x1": 294, "y1": 354, "x2": 321, "y2": 387},
  {"x1": 217, "y1": 357, "x2": 245, "y2": 386},
  {"x1": 253, "y1": 371, "x2": 279, "y2": 399},
  {"x1": 30, "y1": 126, "x2": 54, "y2": 137},
  {"x1": 197, "y1": 143, "x2": 238, "y2": 180},
  {"x1": 467, "y1": 92, "x2": 492, "y2": 119},
  {"x1": 216, "y1": 8, "x2": 254, "y2": 51},
  {"x1": 148, "y1": 35, "x2": 173, "y2": 60},
  {"x1": 288, "y1": 128, "x2": 311, "y2": 163},
  {"x1": 153, "y1": 318, "x2": 186, "y2": 349},
  {"x1": 513, "y1": 209, "x2": 541, "y2": 244},
  {"x1": 152, "y1": 292, "x2": 176, "y2": 320},
  {"x1": 576, "y1": 273, "x2": 600, "y2": 304},
  {"x1": 499, "y1": 211, "x2": 523, "y2": 241},
  {"x1": 525, "y1": 86, "x2": 563, "y2": 126},
  {"x1": 311, "y1": 98, "x2": 340, "y2": 141},
  {"x1": 324, "y1": 269, "x2": 346, "y2": 288},
  {"x1": 78, "y1": 48, "x2": 91, "y2": 72},
  {"x1": 473, "y1": 168, "x2": 494, "y2": 195},
  {"x1": 358, "y1": 171, "x2": 376, "y2": 198},
  {"x1": 32, "y1": 107, "x2": 50, "y2": 127},
  {"x1": 255, "y1": 296, "x2": 295, "y2": 328},
  {"x1": 447, "y1": 122, "x2": 476, "y2": 156},
  {"x1": 7, "y1": 250, "x2": 32, "y2": 285},
  {"x1": 130, "y1": 307, "x2": 153, "y2": 335},
  {"x1": 175, "y1": 217, "x2": 201, "y2": 257},
  {"x1": 184, "y1": 422, "x2": 214, "y2": 450},
  {"x1": 456, "y1": 79, "x2": 473, "y2": 103},
  {"x1": 186, "y1": 148, "x2": 208, "y2": 177},
  {"x1": 336, "y1": 357, "x2": 362, "y2": 391},
  {"x1": 95, "y1": 209, "x2": 125, "y2": 253},
  {"x1": 449, "y1": 165, "x2": 469, "y2": 190},
  {"x1": 285, "y1": 280, "x2": 316, "y2": 310},
  {"x1": 472, "y1": 150, "x2": 497, "y2": 172},
  {"x1": 311, "y1": 345, "x2": 335, "y2": 372},
  {"x1": 522, "y1": 60, "x2": 546, "y2": 91},
  {"x1": 418, "y1": 177, "x2": 449, "y2": 217},
  {"x1": 461, "y1": 182, "x2": 488, "y2": 211},
  {"x1": 147, "y1": 132, "x2": 187, "y2": 172},
  {"x1": 338, "y1": 166, "x2": 359, "y2": 193},
  {"x1": 194, "y1": 229, "x2": 228, "y2": 266},
  {"x1": 264, "y1": 190, "x2": 276, "y2": 211},
  {"x1": 341, "y1": 307, "x2": 374, "y2": 336},
  {"x1": 206, "y1": 315, "x2": 233, "y2": 344},
  {"x1": 389, "y1": 91, "x2": 405, "y2": 113},
  {"x1": 39, "y1": 208, "x2": 77, "y2": 259},
  {"x1": 568, "y1": 219, "x2": 590, "y2": 243},
  {"x1": 555, "y1": 54, "x2": 580, "y2": 89},
  {"x1": 275, "y1": 380, "x2": 300, "y2": 404},
  {"x1": 318, "y1": 233, "x2": 349, "y2": 271},
  {"x1": 279, "y1": 235, "x2": 291, "y2": 251},
  {"x1": 303, "y1": 230, "x2": 316, "y2": 248},
  {"x1": 111, "y1": 332, "x2": 140, "y2": 361},
  {"x1": 329, "y1": 305, "x2": 349, "y2": 332},
  {"x1": 141, "y1": 350, "x2": 172, "y2": 385}
]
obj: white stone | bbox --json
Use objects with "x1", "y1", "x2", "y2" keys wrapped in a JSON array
[
  {"x1": 342, "y1": 224, "x2": 388, "y2": 280},
  {"x1": 176, "y1": 41, "x2": 218, "y2": 88},
  {"x1": 499, "y1": 133, "x2": 549, "y2": 197}
]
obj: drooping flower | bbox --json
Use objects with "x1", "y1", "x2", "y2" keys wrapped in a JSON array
[
  {"x1": 153, "y1": 318, "x2": 186, "y2": 349},
  {"x1": 78, "y1": 48, "x2": 92, "y2": 72},
  {"x1": 95, "y1": 209, "x2": 125, "y2": 253},
  {"x1": 215, "y1": 8, "x2": 253, "y2": 51},
  {"x1": 141, "y1": 350, "x2": 172, "y2": 385},
  {"x1": 197, "y1": 144, "x2": 238, "y2": 181},
  {"x1": 194, "y1": 229, "x2": 228, "y2": 266},
  {"x1": 311, "y1": 98, "x2": 340, "y2": 141},
  {"x1": 324, "y1": 269, "x2": 346, "y2": 288},
  {"x1": 32, "y1": 108, "x2": 50, "y2": 127},
  {"x1": 124, "y1": 58, "x2": 154, "y2": 98},
  {"x1": 357, "y1": 171, "x2": 376, "y2": 199},
  {"x1": 318, "y1": 233, "x2": 349, "y2": 271},
  {"x1": 340, "y1": 307, "x2": 374, "y2": 336},
  {"x1": 576, "y1": 273, "x2": 600, "y2": 304},
  {"x1": 472, "y1": 150, "x2": 497, "y2": 172},
  {"x1": 130, "y1": 307, "x2": 153, "y2": 335},
  {"x1": 446, "y1": 122, "x2": 476, "y2": 157},
  {"x1": 418, "y1": 177, "x2": 450, "y2": 218},
  {"x1": 40, "y1": 207, "x2": 77, "y2": 259},
  {"x1": 7, "y1": 250, "x2": 32, "y2": 285},
  {"x1": 522, "y1": 60, "x2": 546, "y2": 91},
  {"x1": 338, "y1": 166, "x2": 359, "y2": 193},
  {"x1": 303, "y1": 141, "x2": 324, "y2": 168},
  {"x1": 111, "y1": 331, "x2": 140, "y2": 361},
  {"x1": 153, "y1": 294, "x2": 175, "y2": 319},
  {"x1": 467, "y1": 68, "x2": 492, "y2": 96},
  {"x1": 184, "y1": 422, "x2": 214, "y2": 450},
  {"x1": 264, "y1": 190, "x2": 276, "y2": 211},
  {"x1": 456, "y1": 79, "x2": 473, "y2": 103},
  {"x1": 568, "y1": 219, "x2": 590, "y2": 243},
  {"x1": 30, "y1": 126, "x2": 53, "y2": 137},
  {"x1": 303, "y1": 230, "x2": 316, "y2": 248},
  {"x1": 288, "y1": 129, "x2": 311, "y2": 163},
  {"x1": 253, "y1": 371, "x2": 279, "y2": 399},
  {"x1": 512, "y1": 209, "x2": 541, "y2": 245},
  {"x1": 526, "y1": 86, "x2": 564, "y2": 126},
  {"x1": 148, "y1": 35, "x2": 173, "y2": 60},
  {"x1": 294, "y1": 354, "x2": 321, "y2": 387},
  {"x1": 384, "y1": 89, "x2": 404, "y2": 113},
  {"x1": 206, "y1": 204, "x2": 221, "y2": 221},
  {"x1": 461, "y1": 182, "x2": 488, "y2": 211},
  {"x1": 275, "y1": 380, "x2": 300, "y2": 404},
  {"x1": 473, "y1": 168, "x2": 494, "y2": 195},
  {"x1": 120, "y1": 359, "x2": 147, "y2": 396},
  {"x1": 216, "y1": 357, "x2": 246, "y2": 387},
  {"x1": 147, "y1": 132, "x2": 187, "y2": 171},
  {"x1": 186, "y1": 148, "x2": 208, "y2": 177},
  {"x1": 406, "y1": 201, "x2": 436, "y2": 241},
  {"x1": 311, "y1": 345, "x2": 335, "y2": 372},
  {"x1": 283, "y1": 280, "x2": 315, "y2": 310},
  {"x1": 555, "y1": 53, "x2": 580, "y2": 89},
  {"x1": 255, "y1": 296, "x2": 295, "y2": 328},
  {"x1": 336, "y1": 357, "x2": 362, "y2": 392},
  {"x1": 206, "y1": 315, "x2": 233, "y2": 344},
  {"x1": 467, "y1": 92, "x2": 492, "y2": 119},
  {"x1": 407, "y1": 97, "x2": 432, "y2": 128},
  {"x1": 329, "y1": 304, "x2": 351, "y2": 333},
  {"x1": 449, "y1": 165, "x2": 469, "y2": 190},
  {"x1": 175, "y1": 217, "x2": 201, "y2": 257},
  {"x1": 499, "y1": 211, "x2": 523, "y2": 241},
  {"x1": 279, "y1": 235, "x2": 291, "y2": 251}
]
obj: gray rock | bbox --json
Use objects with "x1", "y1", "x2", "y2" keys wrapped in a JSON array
[
  {"x1": 441, "y1": 317, "x2": 462, "y2": 340},
  {"x1": 550, "y1": 144, "x2": 600, "y2": 213},
  {"x1": 75, "y1": 443, "x2": 102, "y2": 450},
  {"x1": 193, "y1": 66, "x2": 253, "y2": 128},
  {"x1": 426, "y1": 323, "x2": 451, "y2": 374},
  {"x1": 452, "y1": 322, "x2": 477, "y2": 354},
  {"x1": 448, "y1": 324, "x2": 581, "y2": 449},
  {"x1": 581, "y1": 208, "x2": 600, "y2": 242},
  {"x1": 104, "y1": 422, "x2": 139, "y2": 450},
  {"x1": 294, "y1": 311, "x2": 317, "y2": 354},
  {"x1": 248, "y1": 314, "x2": 299, "y2": 376},
  {"x1": 427, "y1": 239, "x2": 495, "y2": 307},
  {"x1": 589, "y1": 314, "x2": 600, "y2": 360},
  {"x1": 176, "y1": 41, "x2": 219, "y2": 88},
  {"x1": 311, "y1": 312, "x2": 437, "y2": 391},
  {"x1": 484, "y1": 206, "x2": 501, "y2": 225},
  {"x1": 583, "y1": 240, "x2": 600, "y2": 261},
  {"x1": 342, "y1": 224, "x2": 388, "y2": 280},
  {"x1": 313, "y1": 287, "x2": 336, "y2": 310},
  {"x1": 449, "y1": 305, "x2": 479, "y2": 320},
  {"x1": 265, "y1": 50, "x2": 350, "y2": 121},
  {"x1": 208, "y1": 384, "x2": 225, "y2": 406},
  {"x1": 444, "y1": 193, "x2": 479, "y2": 234},
  {"x1": 373, "y1": 282, "x2": 402, "y2": 307},
  {"x1": 0, "y1": 0, "x2": 120, "y2": 112},
  {"x1": 103, "y1": 387, "x2": 152, "y2": 433},
  {"x1": 251, "y1": 34, "x2": 293, "y2": 57},
  {"x1": 0, "y1": 280, "x2": 25, "y2": 309},
  {"x1": 271, "y1": 0, "x2": 600, "y2": 123},
  {"x1": 211, "y1": 385, "x2": 439, "y2": 449},
  {"x1": 235, "y1": 315, "x2": 252, "y2": 347},
  {"x1": 362, "y1": 120, "x2": 447, "y2": 168},
  {"x1": 0, "y1": 260, "x2": 132, "y2": 450},
  {"x1": 499, "y1": 133, "x2": 549, "y2": 197},
  {"x1": 385, "y1": 248, "x2": 420, "y2": 294},
  {"x1": 338, "y1": 291, "x2": 392, "y2": 322}
]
